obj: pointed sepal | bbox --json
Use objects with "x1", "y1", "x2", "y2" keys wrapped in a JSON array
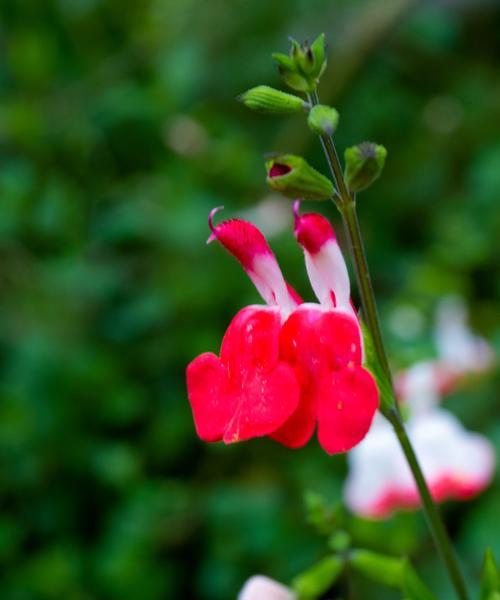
[{"x1": 480, "y1": 549, "x2": 500, "y2": 600}]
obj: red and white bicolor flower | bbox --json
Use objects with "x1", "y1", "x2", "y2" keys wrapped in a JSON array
[
  {"x1": 186, "y1": 206, "x2": 379, "y2": 454},
  {"x1": 186, "y1": 207, "x2": 301, "y2": 445},
  {"x1": 344, "y1": 301, "x2": 495, "y2": 519},
  {"x1": 272, "y1": 203, "x2": 378, "y2": 454}
]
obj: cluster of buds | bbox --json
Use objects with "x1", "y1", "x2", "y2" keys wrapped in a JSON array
[
  {"x1": 272, "y1": 34, "x2": 327, "y2": 93},
  {"x1": 238, "y1": 35, "x2": 387, "y2": 200}
]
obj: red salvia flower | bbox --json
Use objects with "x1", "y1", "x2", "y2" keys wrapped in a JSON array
[
  {"x1": 186, "y1": 205, "x2": 379, "y2": 454},
  {"x1": 186, "y1": 208, "x2": 301, "y2": 444},
  {"x1": 271, "y1": 203, "x2": 378, "y2": 453}
]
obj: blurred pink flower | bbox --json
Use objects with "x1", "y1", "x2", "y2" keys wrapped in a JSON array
[{"x1": 238, "y1": 576, "x2": 296, "y2": 600}]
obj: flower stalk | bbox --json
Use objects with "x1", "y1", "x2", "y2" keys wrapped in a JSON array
[{"x1": 307, "y1": 89, "x2": 470, "y2": 600}]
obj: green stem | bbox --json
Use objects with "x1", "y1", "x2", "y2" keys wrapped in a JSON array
[
  {"x1": 388, "y1": 407, "x2": 470, "y2": 600},
  {"x1": 341, "y1": 199, "x2": 393, "y2": 387},
  {"x1": 307, "y1": 91, "x2": 469, "y2": 600}
]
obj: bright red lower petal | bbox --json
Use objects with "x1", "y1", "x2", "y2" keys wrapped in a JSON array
[
  {"x1": 186, "y1": 352, "x2": 233, "y2": 442},
  {"x1": 188, "y1": 307, "x2": 300, "y2": 445},
  {"x1": 223, "y1": 362, "x2": 299, "y2": 443},
  {"x1": 317, "y1": 366, "x2": 379, "y2": 454},
  {"x1": 270, "y1": 387, "x2": 317, "y2": 448}
]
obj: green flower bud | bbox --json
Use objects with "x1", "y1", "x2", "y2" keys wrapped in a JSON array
[
  {"x1": 344, "y1": 142, "x2": 387, "y2": 192},
  {"x1": 265, "y1": 153, "x2": 334, "y2": 200},
  {"x1": 307, "y1": 104, "x2": 339, "y2": 136},
  {"x1": 238, "y1": 85, "x2": 306, "y2": 115},
  {"x1": 272, "y1": 34, "x2": 327, "y2": 93},
  {"x1": 350, "y1": 550, "x2": 404, "y2": 588}
]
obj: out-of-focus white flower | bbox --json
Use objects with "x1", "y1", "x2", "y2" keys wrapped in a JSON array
[
  {"x1": 344, "y1": 414, "x2": 410, "y2": 519},
  {"x1": 409, "y1": 410, "x2": 495, "y2": 502},
  {"x1": 344, "y1": 298, "x2": 496, "y2": 519},
  {"x1": 238, "y1": 575, "x2": 296, "y2": 600},
  {"x1": 344, "y1": 410, "x2": 495, "y2": 519},
  {"x1": 435, "y1": 296, "x2": 495, "y2": 375}
]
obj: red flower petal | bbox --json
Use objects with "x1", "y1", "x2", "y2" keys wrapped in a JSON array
[
  {"x1": 272, "y1": 306, "x2": 365, "y2": 450},
  {"x1": 220, "y1": 306, "x2": 284, "y2": 370},
  {"x1": 294, "y1": 211, "x2": 336, "y2": 255},
  {"x1": 280, "y1": 307, "x2": 362, "y2": 376},
  {"x1": 187, "y1": 307, "x2": 300, "y2": 445},
  {"x1": 317, "y1": 366, "x2": 379, "y2": 454},
  {"x1": 222, "y1": 361, "x2": 300, "y2": 443},
  {"x1": 209, "y1": 217, "x2": 272, "y2": 271},
  {"x1": 208, "y1": 212, "x2": 297, "y2": 312},
  {"x1": 186, "y1": 352, "x2": 232, "y2": 442},
  {"x1": 270, "y1": 387, "x2": 316, "y2": 448}
]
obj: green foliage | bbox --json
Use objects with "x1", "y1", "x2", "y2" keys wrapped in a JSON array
[
  {"x1": 349, "y1": 550, "x2": 439, "y2": 600},
  {"x1": 292, "y1": 555, "x2": 343, "y2": 600},
  {"x1": 480, "y1": 549, "x2": 500, "y2": 600}
]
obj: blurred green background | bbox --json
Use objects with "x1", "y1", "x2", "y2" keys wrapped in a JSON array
[{"x1": 0, "y1": 0, "x2": 499, "y2": 598}]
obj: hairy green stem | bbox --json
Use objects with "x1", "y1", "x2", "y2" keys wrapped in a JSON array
[{"x1": 307, "y1": 91, "x2": 469, "y2": 600}]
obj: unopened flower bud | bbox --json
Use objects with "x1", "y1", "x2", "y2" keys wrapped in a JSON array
[
  {"x1": 238, "y1": 86, "x2": 307, "y2": 115},
  {"x1": 307, "y1": 104, "x2": 339, "y2": 136},
  {"x1": 265, "y1": 154, "x2": 334, "y2": 200},
  {"x1": 272, "y1": 34, "x2": 327, "y2": 93},
  {"x1": 344, "y1": 142, "x2": 387, "y2": 192}
]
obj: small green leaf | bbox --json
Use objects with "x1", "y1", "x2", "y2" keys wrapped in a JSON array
[
  {"x1": 480, "y1": 548, "x2": 500, "y2": 600},
  {"x1": 292, "y1": 555, "x2": 343, "y2": 600},
  {"x1": 401, "y1": 559, "x2": 439, "y2": 600},
  {"x1": 272, "y1": 52, "x2": 297, "y2": 72},
  {"x1": 349, "y1": 549, "x2": 404, "y2": 588}
]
